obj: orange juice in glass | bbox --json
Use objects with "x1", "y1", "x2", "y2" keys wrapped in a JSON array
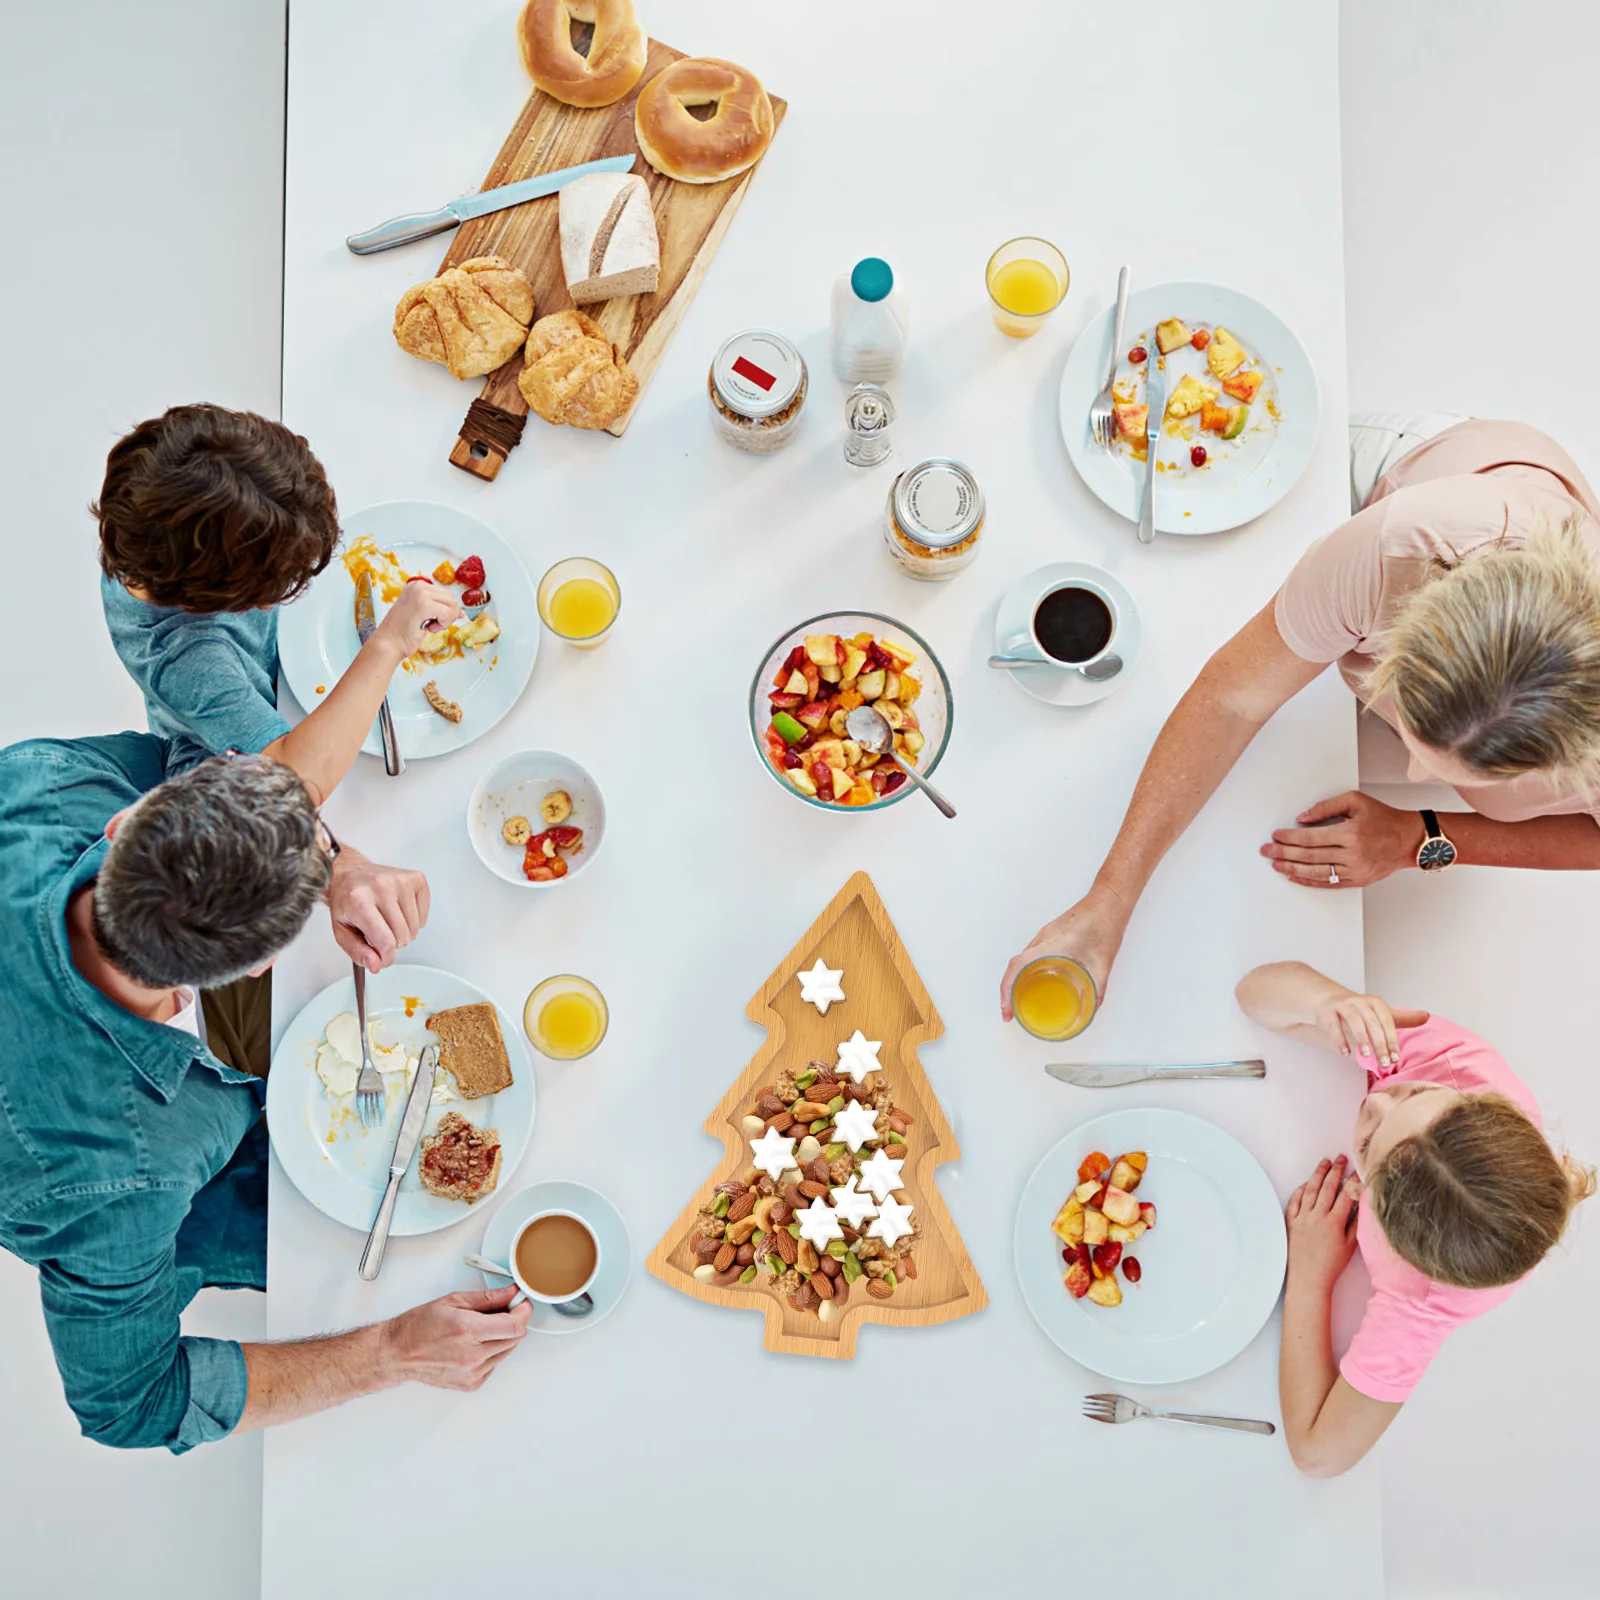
[
  {"x1": 986, "y1": 237, "x2": 1069, "y2": 337},
  {"x1": 538, "y1": 558, "x2": 620, "y2": 649},
  {"x1": 525, "y1": 975, "x2": 608, "y2": 1060},
  {"x1": 1010, "y1": 955, "x2": 1098, "y2": 1040}
]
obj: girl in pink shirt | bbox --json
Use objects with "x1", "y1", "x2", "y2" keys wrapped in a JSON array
[{"x1": 1236, "y1": 960, "x2": 1594, "y2": 1477}]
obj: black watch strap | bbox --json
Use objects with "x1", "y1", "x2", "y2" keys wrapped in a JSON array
[{"x1": 1420, "y1": 808, "x2": 1441, "y2": 841}]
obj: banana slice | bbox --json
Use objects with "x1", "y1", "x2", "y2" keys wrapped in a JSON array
[
  {"x1": 539, "y1": 789, "x2": 573, "y2": 825},
  {"x1": 501, "y1": 815, "x2": 533, "y2": 848}
]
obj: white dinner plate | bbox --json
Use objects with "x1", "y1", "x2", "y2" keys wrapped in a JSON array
[
  {"x1": 277, "y1": 500, "x2": 539, "y2": 759},
  {"x1": 475, "y1": 1180, "x2": 633, "y2": 1337},
  {"x1": 1058, "y1": 282, "x2": 1320, "y2": 535},
  {"x1": 993, "y1": 562, "x2": 1142, "y2": 708},
  {"x1": 267, "y1": 963, "x2": 536, "y2": 1235},
  {"x1": 1014, "y1": 1108, "x2": 1285, "y2": 1384}
]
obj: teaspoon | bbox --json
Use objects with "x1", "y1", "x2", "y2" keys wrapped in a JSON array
[
  {"x1": 988, "y1": 652, "x2": 1123, "y2": 680},
  {"x1": 463, "y1": 1251, "x2": 594, "y2": 1316}
]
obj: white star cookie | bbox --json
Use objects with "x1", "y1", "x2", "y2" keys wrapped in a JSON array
[
  {"x1": 835, "y1": 1030, "x2": 882, "y2": 1083},
  {"x1": 797, "y1": 959, "x2": 846, "y2": 1016},
  {"x1": 858, "y1": 1147, "x2": 905, "y2": 1202},
  {"x1": 748, "y1": 1126, "x2": 799, "y2": 1181},
  {"x1": 829, "y1": 1175, "x2": 879, "y2": 1229},
  {"x1": 796, "y1": 1195, "x2": 845, "y2": 1249},
  {"x1": 868, "y1": 1193, "x2": 915, "y2": 1247},
  {"x1": 831, "y1": 1098, "x2": 880, "y2": 1154}
]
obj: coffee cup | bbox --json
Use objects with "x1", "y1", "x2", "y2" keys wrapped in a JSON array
[
  {"x1": 1000, "y1": 572, "x2": 1121, "y2": 669},
  {"x1": 509, "y1": 1208, "x2": 601, "y2": 1306}
]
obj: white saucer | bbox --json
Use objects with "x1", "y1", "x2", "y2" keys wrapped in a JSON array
[
  {"x1": 993, "y1": 563, "x2": 1142, "y2": 707},
  {"x1": 476, "y1": 1180, "x2": 632, "y2": 1336}
]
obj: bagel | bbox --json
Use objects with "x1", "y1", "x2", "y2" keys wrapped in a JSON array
[
  {"x1": 634, "y1": 57, "x2": 774, "y2": 184},
  {"x1": 516, "y1": 0, "x2": 647, "y2": 109}
]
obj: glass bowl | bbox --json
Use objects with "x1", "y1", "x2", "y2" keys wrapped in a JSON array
[{"x1": 747, "y1": 611, "x2": 953, "y2": 814}]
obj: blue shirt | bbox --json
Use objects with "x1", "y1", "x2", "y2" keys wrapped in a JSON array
[
  {"x1": 0, "y1": 733, "x2": 263, "y2": 1452},
  {"x1": 101, "y1": 577, "x2": 290, "y2": 773}
]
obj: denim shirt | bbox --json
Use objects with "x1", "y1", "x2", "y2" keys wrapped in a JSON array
[{"x1": 0, "y1": 733, "x2": 264, "y2": 1451}]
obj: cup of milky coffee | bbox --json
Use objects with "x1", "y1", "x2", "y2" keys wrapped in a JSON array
[
  {"x1": 1021, "y1": 574, "x2": 1119, "y2": 668},
  {"x1": 510, "y1": 1209, "x2": 601, "y2": 1305}
]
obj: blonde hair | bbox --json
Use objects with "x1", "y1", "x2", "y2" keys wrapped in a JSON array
[
  {"x1": 1369, "y1": 1093, "x2": 1595, "y2": 1290},
  {"x1": 1365, "y1": 519, "x2": 1600, "y2": 786}
]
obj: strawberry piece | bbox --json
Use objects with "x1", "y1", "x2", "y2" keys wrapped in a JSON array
[
  {"x1": 546, "y1": 825, "x2": 583, "y2": 850},
  {"x1": 453, "y1": 554, "x2": 486, "y2": 589},
  {"x1": 1092, "y1": 1241, "x2": 1122, "y2": 1273}
]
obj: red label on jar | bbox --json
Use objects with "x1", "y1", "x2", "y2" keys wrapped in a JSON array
[{"x1": 732, "y1": 356, "x2": 776, "y2": 391}]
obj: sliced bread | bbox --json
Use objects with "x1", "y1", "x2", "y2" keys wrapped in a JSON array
[{"x1": 427, "y1": 1002, "x2": 513, "y2": 1099}]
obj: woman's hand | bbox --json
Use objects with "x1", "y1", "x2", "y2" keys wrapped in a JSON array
[
  {"x1": 1261, "y1": 791, "x2": 1424, "y2": 888},
  {"x1": 999, "y1": 886, "x2": 1129, "y2": 1021},
  {"x1": 1310, "y1": 990, "x2": 1428, "y2": 1068},
  {"x1": 1285, "y1": 1156, "x2": 1360, "y2": 1292}
]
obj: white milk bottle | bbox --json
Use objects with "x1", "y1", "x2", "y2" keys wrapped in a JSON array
[{"x1": 830, "y1": 257, "x2": 908, "y2": 384}]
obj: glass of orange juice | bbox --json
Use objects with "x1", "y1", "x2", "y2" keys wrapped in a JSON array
[
  {"x1": 1009, "y1": 955, "x2": 1098, "y2": 1041},
  {"x1": 538, "y1": 557, "x2": 620, "y2": 649},
  {"x1": 986, "y1": 237, "x2": 1070, "y2": 338},
  {"x1": 524, "y1": 975, "x2": 609, "y2": 1061}
]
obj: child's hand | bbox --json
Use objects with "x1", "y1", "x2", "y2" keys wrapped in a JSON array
[
  {"x1": 374, "y1": 580, "x2": 462, "y2": 659},
  {"x1": 1311, "y1": 991, "x2": 1427, "y2": 1068},
  {"x1": 1285, "y1": 1156, "x2": 1360, "y2": 1291}
]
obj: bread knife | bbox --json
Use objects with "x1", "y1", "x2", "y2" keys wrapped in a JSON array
[
  {"x1": 347, "y1": 154, "x2": 638, "y2": 255},
  {"x1": 359, "y1": 1044, "x2": 440, "y2": 1280},
  {"x1": 1045, "y1": 1060, "x2": 1266, "y2": 1088},
  {"x1": 354, "y1": 571, "x2": 403, "y2": 777}
]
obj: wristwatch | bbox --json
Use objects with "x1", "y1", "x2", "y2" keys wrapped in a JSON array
[{"x1": 1416, "y1": 809, "x2": 1458, "y2": 872}]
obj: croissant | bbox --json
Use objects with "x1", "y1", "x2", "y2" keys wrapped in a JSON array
[
  {"x1": 517, "y1": 309, "x2": 638, "y2": 430},
  {"x1": 394, "y1": 256, "x2": 535, "y2": 380}
]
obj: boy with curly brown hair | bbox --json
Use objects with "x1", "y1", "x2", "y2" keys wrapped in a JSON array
[{"x1": 96, "y1": 403, "x2": 458, "y2": 797}]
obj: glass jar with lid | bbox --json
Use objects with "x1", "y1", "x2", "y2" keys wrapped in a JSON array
[
  {"x1": 882, "y1": 457, "x2": 985, "y2": 579},
  {"x1": 707, "y1": 329, "x2": 808, "y2": 454}
]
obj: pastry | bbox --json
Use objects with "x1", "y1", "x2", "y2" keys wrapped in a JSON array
[
  {"x1": 422, "y1": 681, "x2": 463, "y2": 723},
  {"x1": 518, "y1": 309, "x2": 638, "y2": 430},
  {"x1": 558, "y1": 171, "x2": 660, "y2": 304},
  {"x1": 418, "y1": 1112, "x2": 502, "y2": 1203},
  {"x1": 516, "y1": 0, "x2": 647, "y2": 108},
  {"x1": 426, "y1": 1002, "x2": 513, "y2": 1099},
  {"x1": 634, "y1": 57, "x2": 774, "y2": 184},
  {"x1": 393, "y1": 256, "x2": 534, "y2": 380}
]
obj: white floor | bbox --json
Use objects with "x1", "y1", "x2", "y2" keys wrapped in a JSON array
[{"x1": 1, "y1": 3, "x2": 1596, "y2": 1595}]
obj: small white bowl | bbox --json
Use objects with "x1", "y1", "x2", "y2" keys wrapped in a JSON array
[{"x1": 467, "y1": 750, "x2": 606, "y2": 889}]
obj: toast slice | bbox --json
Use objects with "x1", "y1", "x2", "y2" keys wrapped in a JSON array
[
  {"x1": 418, "y1": 1111, "x2": 503, "y2": 1203},
  {"x1": 427, "y1": 1002, "x2": 513, "y2": 1099}
]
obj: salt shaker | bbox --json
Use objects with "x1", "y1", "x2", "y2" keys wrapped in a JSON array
[{"x1": 844, "y1": 383, "x2": 895, "y2": 468}]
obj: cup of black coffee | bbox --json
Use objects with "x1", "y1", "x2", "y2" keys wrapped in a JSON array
[{"x1": 1027, "y1": 580, "x2": 1116, "y2": 667}]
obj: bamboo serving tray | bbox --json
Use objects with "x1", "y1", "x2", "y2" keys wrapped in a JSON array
[
  {"x1": 648, "y1": 873, "x2": 987, "y2": 1358},
  {"x1": 438, "y1": 36, "x2": 786, "y2": 479}
]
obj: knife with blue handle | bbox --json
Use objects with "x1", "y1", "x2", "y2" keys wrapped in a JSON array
[{"x1": 346, "y1": 153, "x2": 638, "y2": 255}]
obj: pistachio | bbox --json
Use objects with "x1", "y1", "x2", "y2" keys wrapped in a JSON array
[
  {"x1": 886, "y1": 1132, "x2": 907, "y2": 1146},
  {"x1": 883, "y1": 1269, "x2": 897, "y2": 1289},
  {"x1": 827, "y1": 1095, "x2": 845, "y2": 1115},
  {"x1": 712, "y1": 1193, "x2": 731, "y2": 1218},
  {"x1": 693, "y1": 1263, "x2": 717, "y2": 1284},
  {"x1": 795, "y1": 1070, "x2": 819, "y2": 1091},
  {"x1": 739, "y1": 1264, "x2": 758, "y2": 1284},
  {"x1": 826, "y1": 1239, "x2": 848, "y2": 1259},
  {"x1": 787, "y1": 1222, "x2": 802, "y2": 1238},
  {"x1": 823, "y1": 1143, "x2": 847, "y2": 1161},
  {"x1": 840, "y1": 1252, "x2": 862, "y2": 1283},
  {"x1": 809, "y1": 1119, "x2": 829, "y2": 1134},
  {"x1": 742, "y1": 1114, "x2": 766, "y2": 1137}
]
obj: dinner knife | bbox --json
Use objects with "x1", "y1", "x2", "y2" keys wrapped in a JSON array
[
  {"x1": 359, "y1": 1044, "x2": 440, "y2": 1280},
  {"x1": 354, "y1": 571, "x2": 404, "y2": 777},
  {"x1": 346, "y1": 153, "x2": 638, "y2": 255},
  {"x1": 1139, "y1": 360, "x2": 1164, "y2": 544},
  {"x1": 1045, "y1": 1060, "x2": 1266, "y2": 1089}
]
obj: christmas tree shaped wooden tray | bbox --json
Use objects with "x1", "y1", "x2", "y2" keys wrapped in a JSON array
[{"x1": 648, "y1": 872, "x2": 986, "y2": 1358}]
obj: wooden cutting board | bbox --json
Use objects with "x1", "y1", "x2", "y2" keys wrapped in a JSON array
[
  {"x1": 648, "y1": 873, "x2": 987, "y2": 1359},
  {"x1": 438, "y1": 37, "x2": 786, "y2": 479}
]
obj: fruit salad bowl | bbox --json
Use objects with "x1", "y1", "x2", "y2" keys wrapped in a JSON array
[{"x1": 748, "y1": 612, "x2": 952, "y2": 814}]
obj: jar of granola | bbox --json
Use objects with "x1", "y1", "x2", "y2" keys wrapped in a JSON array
[
  {"x1": 883, "y1": 457, "x2": 984, "y2": 579},
  {"x1": 707, "y1": 329, "x2": 808, "y2": 454}
]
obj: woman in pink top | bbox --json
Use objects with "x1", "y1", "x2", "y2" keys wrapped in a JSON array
[
  {"x1": 1235, "y1": 959, "x2": 1594, "y2": 1476},
  {"x1": 1000, "y1": 417, "x2": 1600, "y2": 1016}
]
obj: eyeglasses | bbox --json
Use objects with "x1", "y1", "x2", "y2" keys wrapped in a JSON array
[{"x1": 221, "y1": 748, "x2": 342, "y2": 863}]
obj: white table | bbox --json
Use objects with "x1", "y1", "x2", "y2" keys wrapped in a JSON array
[{"x1": 267, "y1": 2, "x2": 1380, "y2": 1593}]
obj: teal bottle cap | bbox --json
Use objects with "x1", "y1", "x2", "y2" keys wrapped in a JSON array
[{"x1": 850, "y1": 258, "x2": 894, "y2": 303}]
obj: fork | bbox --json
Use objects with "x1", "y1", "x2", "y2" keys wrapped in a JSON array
[
  {"x1": 1088, "y1": 264, "x2": 1132, "y2": 447},
  {"x1": 1082, "y1": 1393, "x2": 1275, "y2": 1435},
  {"x1": 352, "y1": 962, "x2": 385, "y2": 1129}
]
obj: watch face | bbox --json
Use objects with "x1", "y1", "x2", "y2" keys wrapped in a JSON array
[{"x1": 1419, "y1": 837, "x2": 1457, "y2": 871}]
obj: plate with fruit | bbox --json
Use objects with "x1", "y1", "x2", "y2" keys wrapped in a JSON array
[
  {"x1": 278, "y1": 500, "x2": 539, "y2": 759},
  {"x1": 1014, "y1": 1108, "x2": 1286, "y2": 1383},
  {"x1": 1058, "y1": 281, "x2": 1320, "y2": 535},
  {"x1": 748, "y1": 612, "x2": 952, "y2": 813}
]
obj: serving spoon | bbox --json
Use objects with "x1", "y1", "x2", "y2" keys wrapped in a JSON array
[
  {"x1": 844, "y1": 706, "x2": 956, "y2": 820},
  {"x1": 463, "y1": 1251, "x2": 594, "y2": 1316}
]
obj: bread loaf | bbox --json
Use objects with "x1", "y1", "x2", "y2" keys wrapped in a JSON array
[{"x1": 559, "y1": 172, "x2": 659, "y2": 304}]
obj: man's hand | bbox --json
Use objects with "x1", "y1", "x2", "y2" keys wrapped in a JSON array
[
  {"x1": 1261, "y1": 791, "x2": 1424, "y2": 887},
  {"x1": 999, "y1": 885, "x2": 1129, "y2": 1021},
  {"x1": 378, "y1": 1286, "x2": 532, "y2": 1391},
  {"x1": 327, "y1": 846, "x2": 430, "y2": 973},
  {"x1": 373, "y1": 580, "x2": 462, "y2": 661},
  {"x1": 1285, "y1": 1156, "x2": 1360, "y2": 1292}
]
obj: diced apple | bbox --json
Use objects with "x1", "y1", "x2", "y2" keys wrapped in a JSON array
[
  {"x1": 786, "y1": 768, "x2": 817, "y2": 797},
  {"x1": 1101, "y1": 1186, "x2": 1141, "y2": 1226},
  {"x1": 881, "y1": 641, "x2": 916, "y2": 671},
  {"x1": 1073, "y1": 1180, "x2": 1101, "y2": 1204},
  {"x1": 901, "y1": 729, "x2": 925, "y2": 760},
  {"x1": 819, "y1": 664, "x2": 842, "y2": 684},
  {"x1": 796, "y1": 701, "x2": 831, "y2": 733},
  {"x1": 1139, "y1": 1202, "x2": 1157, "y2": 1231},
  {"x1": 1122, "y1": 1152, "x2": 1148, "y2": 1176},
  {"x1": 829, "y1": 767, "x2": 854, "y2": 801},
  {"x1": 841, "y1": 645, "x2": 869, "y2": 681},
  {"x1": 1155, "y1": 317, "x2": 1193, "y2": 355},
  {"x1": 801, "y1": 662, "x2": 821, "y2": 699},
  {"x1": 1109, "y1": 1158, "x2": 1143, "y2": 1193},
  {"x1": 882, "y1": 672, "x2": 901, "y2": 701},
  {"x1": 1222, "y1": 369, "x2": 1263, "y2": 403},
  {"x1": 808, "y1": 738, "x2": 847, "y2": 769},
  {"x1": 783, "y1": 669, "x2": 808, "y2": 696},
  {"x1": 414, "y1": 631, "x2": 448, "y2": 655},
  {"x1": 1113, "y1": 401, "x2": 1148, "y2": 442},
  {"x1": 1087, "y1": 1273, "x2": 1123, "y2": 1308},
  {"x1": 462, "y1": 614, "x2": 499, "y2": 648},
  {"x1": 857, "y1": 669, "x2": 886, "y2": 701},
  {"x1": 1077, "y1": 1152, "x2": 1112, "y2": 1184},
  {"x1": 1108, "y1": 1221, "x2": 1147, "y2": 1243},
  {"x1": 1052, "y1": 1196, "x2": 1084, "y2": 1241},
  {"x1": 769, "y1": 691, "x2": 804, "y2": 711},
  {"x1": 804, "y1": 634, "x2": 843, "y2": 667},
  {"x1": 1083, "y1": 1209, "x2": 1109, "y2": 1246},
  {"x1": 1064, "y1": 1261, "x2": 1094, "y2": 1299}
]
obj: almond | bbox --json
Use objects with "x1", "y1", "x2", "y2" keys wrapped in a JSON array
[
  {"x1": 840, "y1": 1224, "x2": 859, "y2": 1242},
  {"x1": 786, "y1": 1293, "x2": 805, "y2": 1311},
  {"x1": 775, "y1": 1229, "x2": 798, "y2": 1265},
  {"x1": 713, "y1": 1243, "x2": 736, "y2": 1273},
  {"x1": 792, "y1": 1099, "x2": 831, "y2": 1122},
  {"x1": 813, "y1": 1126, "x2": 836, "y2": 1142},
  {"x1": 736, "y1": 1243, "x2": 755, "y2": 1266},
  {"x1": 797, "y1": 1238, "x2": 820, "y2": 1274},
  {"x1": 901, "y1": 1254, "x2": 918, "y2": 1280},
  {"x1": 811, "y1": 1270, "x2": 835, "y2": 1299},
  {"x1": 887, "y1": 1112, "x2": 910, "y2": 1134},
  {"x1": 755, "y1": 1093, "x2": 784, "y2": 1118},
  {"x1": 714, "y1": 1265, "x2": 743, "y2": 1287},
  {"x1": 832, "y1": 1275, "x2": 850, "y2": 1306},
  {"x1": 805, "y1": 1157, "x2": 831, "y2": 1184},
  {"x1": 865, "y1": 1278, "x2": 894, "y2": 1299},
  {"x1": 726, "y1": 1191, "x2": 756, "y2": 1222},
  {"x1": 726, "y1": 1216, "x2": 759, "y2": 1246},
  {"x1": 693, "y1": 1237, "x2": 722, "y2": 1263},
  {"x1": 895, "y1": 1110, "x2": 915, "y2": 1126},
  {"x1": 798, "y1": 1180, "x2": 828, "y2": 1200},
  {"x1": 766, "y1": 1112, "x2": 795, "y2": 1134}
]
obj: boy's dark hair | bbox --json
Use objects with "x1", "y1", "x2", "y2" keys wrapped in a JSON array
[{"x1": 94, "y1": 404, "x2": 340, "y2": 612}]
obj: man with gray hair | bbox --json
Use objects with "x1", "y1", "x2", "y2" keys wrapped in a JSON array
[{"x1": 0, "y1": 733, "x2": 530, "y2": 1452}]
